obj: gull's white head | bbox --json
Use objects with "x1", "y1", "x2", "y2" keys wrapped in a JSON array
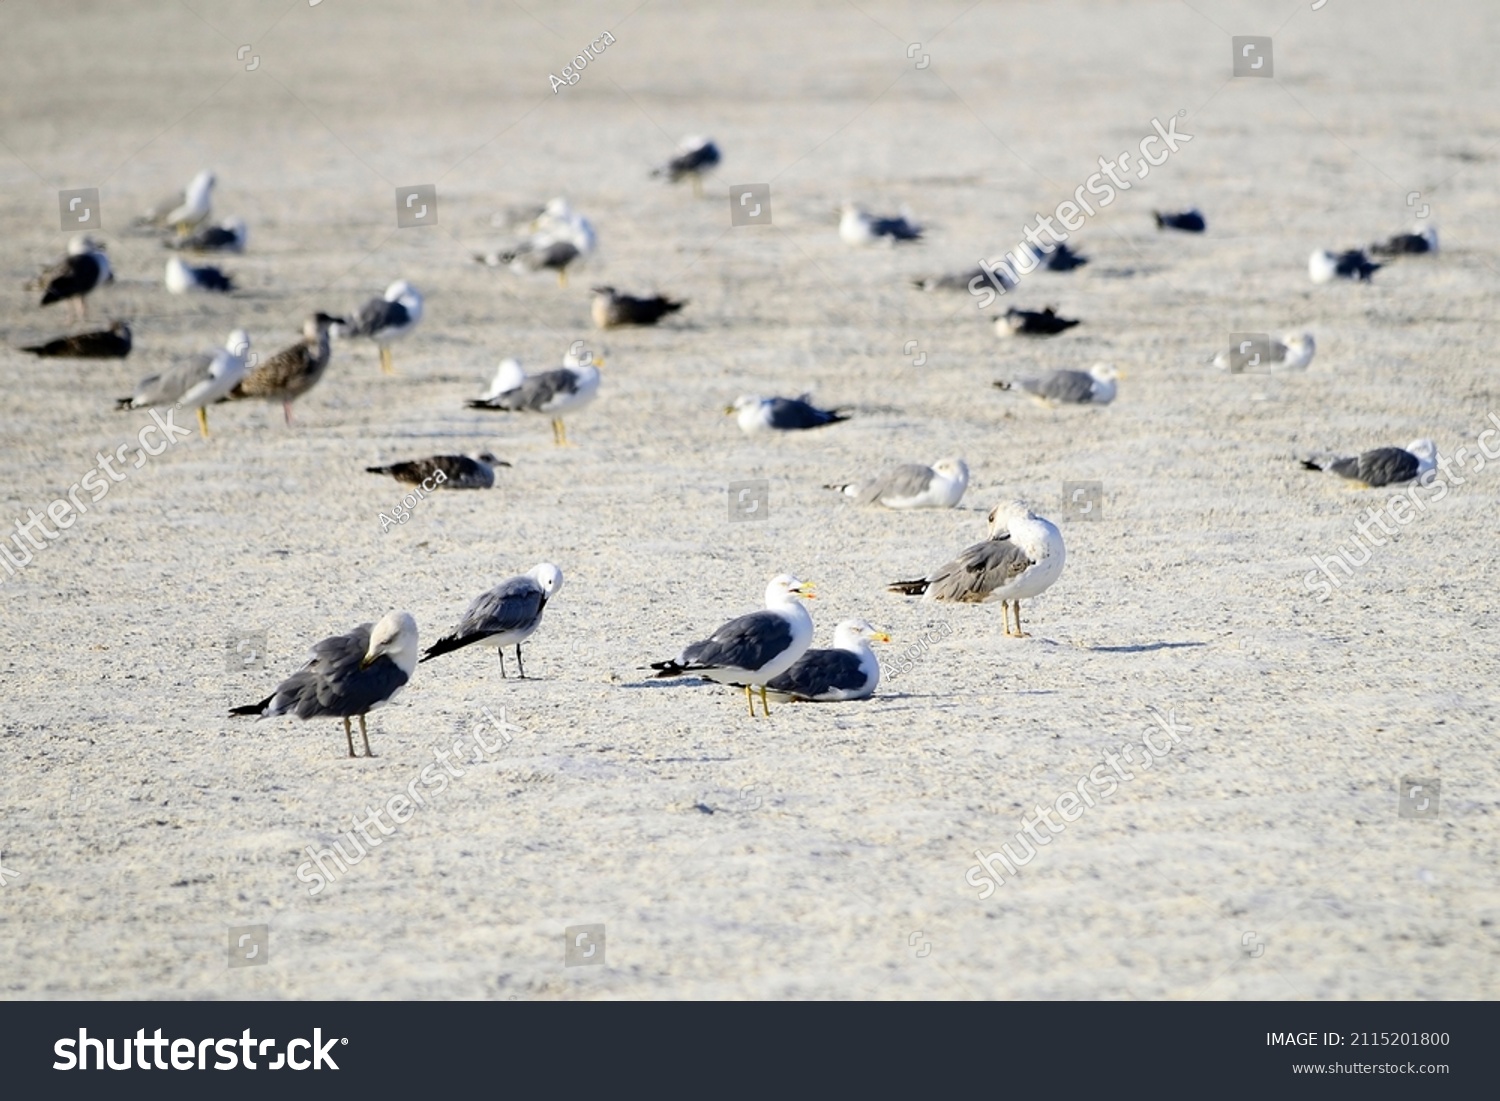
[
  {"x1": 188, "y1": 170, "x2": 216, "y2": 197},
  {"x1": 384, "y1": 279, "x2": 418, "y2": 302},
  {"x1": 933, "y1": 457, "x2": 970, "y2": 486},
  {"x1": 1088, "y1": 362, "x2": 1121, "y2": 383},
  {"x1": 765, "y1": 574, "x2": 816, "y2": 606},
  {"x1": 833, "y1": 618, "x2": 891, "y2": 648},
  {"x1": 1308, "y1": 249, "x2": 1338, "y2": 284},
  {"x1": 987, "y1": 499, "x2": 1038, "y2": 534},
  {"x1": 1406, "y1": 438, "x2": 1439, "y2": 474},
  {"x1": 529, "y1": 563, "x2": 564, "y2": 597},
  {"x1": 1281, "y1": 332, "x2": 1316, "y2": 368},
  {"x1": 365, "y1": 611, "x2": 420, "y2": 676},
  {"x1": 225, "y1": 329, "x2": 252, "y2": 357}
]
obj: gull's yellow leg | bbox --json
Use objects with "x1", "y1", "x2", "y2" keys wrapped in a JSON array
[
  {"x1": 745, "y1": 685, "x2": 755, "y2": 717},
  {"x1": 196, "y1": 406, "x2": 210, "y2": 438},
  {"x1": 557, "y1": 270, "x2": 568, "y2": 288},
  {"x1": 380, "y1": 345, "x2": 394, "y2": 375},
  {"x1": 359, "y1": 714, "x2": 375, "y2": 757},
  {"x1": 343, "y1": 717, "x2": 356, "y2": 758},
  {"x1": 759, "y1": 685, "x2": 771, "y2": 717}
]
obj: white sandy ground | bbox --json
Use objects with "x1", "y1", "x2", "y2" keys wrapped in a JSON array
[{"x1": 0, "y1": 0, "x2": 1497, "y2": 1000}]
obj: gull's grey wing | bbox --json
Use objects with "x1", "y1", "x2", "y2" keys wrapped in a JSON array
[
  {"x1": 483, "y1": 368, "x2": 578, "y2": 412},
  {"x1": 766, "y1": 648, "x2": 869, "y2": 699},
  {"x1": 457, "y1": 578, "x2": 545, "y2": 637},
  {"x1": 857, "y1": 464, "x2": 935, "y2": 506},
  {"x1": 1334, "y1": 447, "x2": 1420, "y2": 487},
  {"x1": 267, "y1": 624, "x2": 410, "y2": 718},
  {"x1": 679, "y1": 610, "x2": 794, "y2": 673},
  {"x1": 1028, "y1": 370, "x2": 1095, "y2": 404},
  {"x1": 766, "y1": 398, "x2": 837, "y2": 429},
  {"x1": 924, "y1": 536, "x2": 1033, "y2": 602},
  {"x1": 132, "y1": 351, "x2": 215, "y2": 406},
  {"x1": 870, "y1": 216, "x2": 920, "y2": 240}
]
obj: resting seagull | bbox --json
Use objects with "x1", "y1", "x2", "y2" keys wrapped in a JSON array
[
  {"x1": 827, "y1": 457, "x2": 969, "y2": 509},
  {"x1": 1153, "y1": 208, "x2": 1206, "y2": 232},
  {"x1": 1210, "y1": 333, "x2": 1315, "y2": 372},
  {"x1": 337, "y1": 280, "x2": 423, "y2": 374},
  {"x1": 118, "y1": 328, "x2": 251, "y2": 437},
  {"x1": 1309, "y1": 248, "x2": 1380, "y2": 283},
  {"x1": 650, "y1": 575, "x2": 816, "y2": 718},
  {"x1": 1370, "y1": 226, "x2": 1439, "y2": 256},
  {"x1": 420, "y1": 564, "x2": 563, "y2": 678},
  {"x1": 22, "y1": 320, "x2": 131, "y2": 359},
  {"x1": 995, "y1": 363, "x2": 1119, "y2": 406},
  {"x1": 227, "y1": 312, "x2": 343, "y2": 425},
  {"x1": 466, "y1": 350, "x2": 601, "y2": 446},
  {"x1": 366, "y1": 452, "x2": 510, "y2": 490},
  {"x1": 889, "y1": 500, "x2": 1066, "y2": 638},
  {"x1": 165, "y1": 256, "x2": 233, "y2": 294},
  {"x1": 651, "y1": 136, "x2": 722, "y2": 196},
  {"x1": 1300, "y1": 439, "x2": 1437, "y2": 488},
  {"x1": 230, "y1": 611, "x2": 418, "y2": 758},
  {"x1": 34, "y1": 236, "x2": 111, "y2": 320},
  {"x1": 839, "y1": 203, "x2": 922, "y2": 246},
  {"x1": 165, "y1": 215, "x2": 247, "y2": 254},
  {"x1": 591, "y1": 286, "x2": 685, "y2": 328},
  {"x1": 729, "y1": 394, "x2": 848, "y2": 434},
  {"x1": 995, "y1": 306, "x2": 1080, "y2": 337},
  {"x1": 476, "y1": 238, "x2": 582, "y2": 287},
  {"x1": 135, "y1": 169, "x2": 215, "y2": 231},
  {"x1": 765, "y1": 619, "x2": 890, "y2": 703}
]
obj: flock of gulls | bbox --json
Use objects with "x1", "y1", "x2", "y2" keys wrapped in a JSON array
[{"x1": 15, "y1": 134, "x2": 1449, "y2": 756}]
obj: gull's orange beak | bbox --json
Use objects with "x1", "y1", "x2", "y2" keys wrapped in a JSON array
[
  {"x1": 793, "y1": 582, "x2": 816, "y2": 600},
  {"x1": 872, "y1": 631, "x2": 892, "y2": 643}
]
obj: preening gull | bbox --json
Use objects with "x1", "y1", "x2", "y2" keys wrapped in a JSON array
[
  {"x1": 366, "y1": 452, "x2": 510, "y2": 490},
  {"x1": 765, "y1": 619, "x2": 890, "y2": 703},
  {"x1": 995, "y1": 363, "x2": 1118, "y2": 406},
  {"x1": 729, "y1": 394, "x2": 848, "y2": 434},
  {"x1": 650, "y1": 575, "x2": 816, "y2": 717},
  {"x1": 839, "y1": 203, "x2": 922, "y2": 246},
  {"x1": 119, "y1": 328, "x2": 251, "y2": 437},
  {"x1": 336, "y1": 280, "x2": 423, "y2": 374},
  {"x1": 165, "y1": 255, "x2": 233, "y2": 294},
  {"x1": 651, "y1": 135, "x2": 721, "y2": 196},
  {"x1": 889, "y1": 500, "x2": 1066, "y2": 638},
  {"x1": 22, "y1": 320, "x2": 131, "y2": 359},
  {"x1": 227, "y1": 312, "x2": 343, "y2": 425},
  {"x1": 229, "y1": 611, "x2": 419, "y2": 758},
  {"x1": 1309, "y1": 248, "x2": 1380, "y2": 283},
  {"x1": 995, "y1": 306, "x2": 1080, "y2": 337},
  {"x1": 591, "y1": 286, "x2": 685, "y2": 328},
  {"x1": 420, "y1": 563, "x2": 563, "y2": 678},
  {"x1": 135, "y1": 169, "x2": 215, "y2": 231},
  {"x1": 34, "y1": 235, "x2": 111, "y2": 320},
  {"x1": 477, "y1": 198, "x2": 596, "y2": 287},
  {"x1": 1370, "y1": 226, "x2": 1438, "y2": 257},
  {"x1": 1154, "y1": 208, "x2": 1206, "y2": 232},
  {"x1": 827, "y1": 457, "x2": 969, "y2": 509},
  {"x1": 1300, "y1": 439, "x2": 1437, "y2": 488},
  {"x1": 165, "y1": 215, "x2": 247, "y2": 254},
  {"x1": 1210, "y1": 332, "x2": 1315, "y2": 372},
  {"x1": 466, "y1": 349, "x2": 601, "y2": 446}
]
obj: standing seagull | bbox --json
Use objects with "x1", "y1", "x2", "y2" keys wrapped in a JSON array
[
  {"x1": 165, "y1": 256, "x2": 233, "y2": 294},
  {"x1": 118, "y1": 329, "x2": 251, "y2": 437},
  {"x1": 21, "y1": 320, "x2": 132, "y2": 359},
  {"x1": 229, "y1": 611, "x2": 419, "y2": 758},
  {"x1": 827, "y1": 457, "x2": 969, "y2": 509},
  {"x1": 728, "y1": 394, "x2": 848, "y2": 434},
  {"x1": 765, "y1": 619, "x2": 891, "y2": 703},
  {"x1": 839, "y1": 203, "x2": 922, "y2": 246},
  {"x1": 994, "y1": 363, "x2": 1120, "y2": 406},
  {"x1": 420, "y1": 564, "x2": 564, "y2": 678},
  {"x1": 888, "y1": 501, "x2": 1066, "y2": 638},
  {"x1": 227, "y1": 312, "x2": 343, "y2": 425},
  {"x1": 650, "y1": 575, "x2": 816, "y2": 717},
  {"x1": 591, "y1": 286, "x2": 685, "y2": 328},
  {"x1": 651, "y1": 136, "x2": 721, "y2": 197},
  {"x1": 1309, "y1": 248, "x2": 1380, "y2": 283},
  {"x1": 34, "y1": 236, "x2": 112, "y2": 320},
  {"x1": 136, "y1": 169, "x2": 216, "y2": 231},
  {"x1": 1299, "y1": 439, "x2": 1437, "y2": 488},
  {"x1": 466, "y1": 350, "x2": 601, "y2": 446},
  {"x1": 995, "y1": 306, "x2": 1080, "y2": 337},
  {"x1": 337, "y1": 280, "x2": 424, "y2": 374},
  {"x1": 365, "y1": 452, "x2": 510, "y2": 490}
]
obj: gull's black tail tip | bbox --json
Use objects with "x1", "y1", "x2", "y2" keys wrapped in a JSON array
[
  {"x1": 887, "y1": 579, "x2": 929, "y2": 597},
  {"x1": 229, "y1": 695, "x2": 272, "y2": 717}
]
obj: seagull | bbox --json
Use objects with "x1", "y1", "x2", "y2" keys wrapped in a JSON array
[
  {"x1": 827, "y1": 457, "x2": 969, "y2": 509},
  {"x1": 365, "y1": 452, "x2": 510, "y2": 490},
  {"x1": 728, "y1": 394, "x2": 848, "y2": 434},
  {"x1": 650, "y1": 575, "x2": 816, "y2": 717},
  {"x1": 1210, "y1": 332, "x2": 1316, "y2": 372},
  {"x1": 650, "y1": 135, "x2": 721, "y2": 196},
  {"x1": 420, "y1": 564, "x2": 564, "y2": 678},
  {"x1": 888, "y1": 500, "x2": 1066, "y2": 638},
  {"x1": 995, "y1": 306, "x2": 1080, "y2": 337},
  {"x1": 165, "y1": 256, "x2": 233, "y2": 294},
  {"x1": 994, "y1": 363, "x2": 1120, "y2": 406},
  {"x1": 839, "y1": 203, "x2": 922, "y2": 246},
  {"x1": 475, "y1": 238, "x2": 583, "y2": 287},
  {"x1": 34, "y1": 235, "x2": 111, "y2": 320},
  {"x1": 1370, "y1": 226, "x2": 1439, "y2": 256},
  {"x1": 336, "y1": 280, "x2": 423, "y2": 374},
  {"x1": 1153, "y1": 208, "x2": 1205, "y2": 232},
  {"x1": 229, "y1": 611, "x2": 419, "y2": 758},
  {"x1": 765, "y1": 619, "x2": 891, "y2": 703},
  {"x1": 1038, "y1": 242, "x2": 1089, "y2": 271},
  {"x1": 532, "y1": 197, "x2": 597, "y2": 254},
  {"x1": 118, "y1": 329, "x2": 251, "y2": 437},
  {"x1": 591, "y1": 286, "x2": 685, "y2": 328},
  {"x1": 164, "y1": 215, "x2": 247, "y2": 254},
  {"x1": 912, "y1": 266, "x2": 1008, "y2": 293},
  {"x1": 21, "y1": 320, "x2": 131, "y2": 359},
  {"x1": 227, "y1": 312, "x2": 343, "y2": 425},
  {"x1": 1299, "y1": 439, "x2": 1437, "y2": 488},
  {"x1": 135, "y1": 169, "x2": 215, "y2": 231},
  {"x1": 1309, "y1": 248, "x2": 1381, "y2": 283},
  {"x1": 466, "y1": 349, "x2": 602, "y2": 446}
]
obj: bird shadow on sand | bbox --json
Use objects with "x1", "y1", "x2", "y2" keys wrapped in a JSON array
[{"x1": 1082, "y1": 641, "x2": 1206, "y2": 654}]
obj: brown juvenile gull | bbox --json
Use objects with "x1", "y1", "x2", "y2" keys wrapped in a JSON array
[
  {"x1": 591, "y1": 286, "x2": 685, "y2": 328},
  {"x1": 33, "y1": 235, "x2": 112, "y2": 320},
  {"x1": 420, "y1": 564, "x2": 563, "y2": 678},
  {"x1": 1299, "y1": 439, "x2": 1437, "y2": 488},
  {"x1": 21, "y1": 320, "x2": 131, "y2": 359},
  {"x1": 229, "y1": 611, "x2": 419, "y2": 759},
  {"x1": 365, "y1": 452, "x2": 510, "y2": 490},
  {"x1": 888, "y1": 500, "x2": 1066, "y2": 638},
  {"x1": 227, "y1": 312, "x2": 343, "y2": 425},
  {"x1": 994, "y1": 363, "x2": 1119, "y2": 406},
  {"x1": 765, "y1": 619, "x2": 890, "y2": 703},
  {"x1": 119, "y1": 328, "x2": 250, "y2": 438},
  {"x1": 827, "y1": 457, "x2": 969, "y2": 509}
]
